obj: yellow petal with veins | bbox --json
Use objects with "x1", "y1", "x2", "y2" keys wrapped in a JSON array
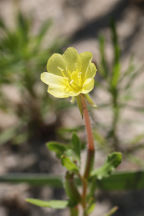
[
  {"x1": 41, "y1": 72, "x2": 68, "y2": 87},
  {"x1": 82, "y1": 78, "x2": 94, "y2": 94},
  {"x1": 47, "y1": 54, "x2": 66, "y2": 76},
  {"x1": 63, "y1": 47, "x2": 81, "y2": 72}
]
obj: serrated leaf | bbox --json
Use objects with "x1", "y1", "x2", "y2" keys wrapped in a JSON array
[
  {"x1": 61, "y1": 156, "x2": 79, "y2": 173},
  {"x1": 91, "y1": 152, "x2": 122, "y2": 180},
  {"x1": 72, "y1": 133, "x2": 81, "y2": 160},
  {"x1": 26, "y1": 199, "x2": 68, "y2": 209},
  {"x1": 46, "y1": 142, "x2": 67, "y2": 158}
]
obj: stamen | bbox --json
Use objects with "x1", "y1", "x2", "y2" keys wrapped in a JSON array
[
  {"x1": 57, "y1": 66, "x2": 66, "y2": 77},
  {"x1": 70, "y1": 80, "x2": 73, "y2": 85}
]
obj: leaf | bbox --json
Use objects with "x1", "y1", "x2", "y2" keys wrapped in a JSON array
[
  {"x1": 93, "y1": 130, "x2": 106, "y2": 147},
  {"x1": 61, "y1": 156, "x2": 79, "y2": 173},
  {"x1": 97, "y1": 170, "x2": 144, "y2": 190},
  {"x1": 1, "y1": 171, "x2": 144, "y2": 191},
  {"x1": 36, "y1": 19, "x2": 52, "y2": 46},
  {"x1": 17, "y1": 12, "x2": 30, "y2": 43},
  {"x1": 110, "y1": 19, "x2": 121, "y2": 88},
  {"x1": 130, "y1": 133, "x2": 144, "y2": 145},
  {"x1": 65, "y1": 172, "x2": 81, "y2": 206},
  {"x1": 0, "y1": 174, "x2": 63, "y2": 187},
  {"x1": 72, "y1": 133, "x2": 81, "y2": 160},
  {"x1": 58, "y1": 126, "x2": 84, "y2": 136},
  {"x1": 26, "y1": 199, "x2": 68, "y2": 209},
  {"x1": 91, "y1": 152, "x2": 122, "y2": 180},
  {"x1": 110, "y1": 19, "x2": 120, "y2": 65},
  {"x1": 86, "y1": 198, "x2": 96, "y2": 215},
  {"x1": 98, "y1": 35, "x2": 109, "y2": 78},
  {"x1": 124, "y1": 65, "x2": 144, "y2": 90},
  {"x1": 105, "y1": 206, "x2": 118, "y2": 216},
  {"x1": 46, "y1": 141, "x2": 67, "y2": 158}
]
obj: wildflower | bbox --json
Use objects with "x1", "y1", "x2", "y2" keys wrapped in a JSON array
[{"x1": 41, "y1": 47, "x2": 97, "y2": 98}]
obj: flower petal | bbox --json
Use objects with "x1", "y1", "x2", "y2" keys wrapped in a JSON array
[
  {"x1": 41, "y1": 72, "x2": 67, "y2": 87},
  {"x1": 48, "y1": 86, "x2": 69, "y2": 98},
  {"x1": 80, "y1": 51, "x2": 92, "y2": 74},
  {"x1": 85, "y1": 63, "x2": 97, "y2": 79},
  {"x1": 63, "y1": 47, "x2": 81, "y2": 72},
  {"x1": 47, "y1": 54, "x2": 66, "y2": 76},
  {"x1": 82, "y1": 78, "x2": 94, "y2": 94}
]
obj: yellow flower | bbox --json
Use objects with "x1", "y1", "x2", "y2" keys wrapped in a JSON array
[{"x1": 41, "y1": 47, "x2": 97, "y2": 98}]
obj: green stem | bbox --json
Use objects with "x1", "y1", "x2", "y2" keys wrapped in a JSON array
[
  {"x1": 111, "y1": 89, "x2": 120, "y2": 150},
  {"x1": 70, "y1": 206, "x2": 79, "y2": 216}
]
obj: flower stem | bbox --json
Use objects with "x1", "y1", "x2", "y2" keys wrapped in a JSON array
[
  {"x1": 80, "y1": 94, "x2": 95, "y2": 151},
  {"x1": 80, "y1": 94, "x2": 95, "y2": 215}
]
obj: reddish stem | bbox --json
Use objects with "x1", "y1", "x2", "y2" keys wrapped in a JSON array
[
  {"x1": 80, "y1": 94, "x2": 95, "y2": 151},
  {"x1": 80, "y1": 94, "x2": 95, "y2": 216}
]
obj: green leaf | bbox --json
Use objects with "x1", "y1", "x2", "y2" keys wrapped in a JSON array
[
  {"x1": 93, "y1": 130, "x2": 106, "y2": 147},
  {"x1": 36, "y1": 19, "x2": 52, "y2": 46},
  {"x1": 98, "y1": 35, "x2": 109, "y2": 78},
  {"x1": 86, "y1": 199, "x2": 96, "y2": 215},
  {"x1": 65, "y1": 172, "x2": 81, "y2": 206},
  {"x1": 110, "y1": 19, "x2": 121, "y2": 88},
  {"x1": 97, "y1": 170, "x2": 144, "y2": 190},
  {"x1": 0, "y1": 174, "x2": 63, "y2": 187},
  {"x1": 1, "y1": 171, "x2": 144, "y2": 191},
  {"x1": 124, "y1": 65, "x2": 144, "y2": 90},
  {"x1": 46, "y1": 141, "x2": 67, "y2": 158},
  {"x1": 130, "y1": 133, "x2": 144, "y2": 145},
  {"x1": 17, "y1": 12, "x2": 30, "y2": 43},
  {"x1": 104, "y1": 206, "x2": 118, "y2": 216},
  {"x1": 26, "y1": 199, "x2": 68, "y2": 209},
  {"x1": 110, "y1": 19, "x2": 120, "y2": 65},
  {"x1": 58, "y1": 126, "x2": 84, "y2": 136},
  {"x1": 72, "y1": 133, "x2": 81, "y2": 160},
  {"x1": 111, "y1": 62, "x2": 121, "y2": 88},
  {"x1": 61, "y1": 156, "x2": 79, "y2": 173},
  {"x1": 91, "y1": 152, "x2": 122, "y2": 180}
]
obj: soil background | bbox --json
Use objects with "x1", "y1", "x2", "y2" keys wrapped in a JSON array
[{"x1": 0, "y1": 0, "x2": 144, "y2": 216}]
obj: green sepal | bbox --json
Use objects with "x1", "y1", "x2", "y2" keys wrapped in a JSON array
[
  {"x1": 26, "y1": 198, "x2": 68, "y2": 209},
  {"x1": 91, "y1": 152, "x2": 122, "y2": 180},
  {"x1": 85, "y1": 94, "x2": 97, "y2": 108}
]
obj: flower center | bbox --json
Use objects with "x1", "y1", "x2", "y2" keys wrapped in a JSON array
[
  {"x1": 67, "y1": 70, "x2": 83, "y2": 92},
  {"x1": 58, "y1": 67, "x2": 83, "y2": 93}
]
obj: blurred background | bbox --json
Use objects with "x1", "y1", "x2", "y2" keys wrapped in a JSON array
[{"x1": 0, "y1": 0, "x2": 144, "y2": 215}]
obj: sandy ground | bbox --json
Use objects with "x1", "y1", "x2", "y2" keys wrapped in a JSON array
[{"x1": 0, "y1": 0, "x2": 144, "y2": 216}]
